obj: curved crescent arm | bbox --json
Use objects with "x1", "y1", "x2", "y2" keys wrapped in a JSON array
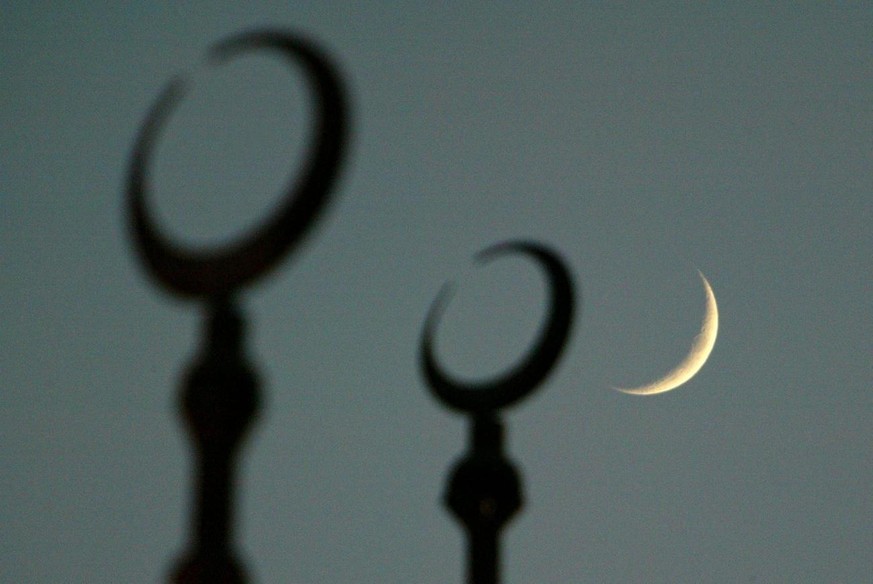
[
  {"x1": 420, "y1": 241, "x2": 576, "y2": 413},
  {"x1": 127, "y1": 30, "x2": 348, "y2": 298}
]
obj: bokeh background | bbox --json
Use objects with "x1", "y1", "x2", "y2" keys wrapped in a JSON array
[{"x1": 3, "y1": 4, "x2": 871, "y2": 583}]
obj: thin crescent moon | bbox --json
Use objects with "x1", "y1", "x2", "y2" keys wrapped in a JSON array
[
  {"x1": 127, "y1": 30, "x2": 347, "y2": 298},
  {"x1": 614, "y1": 271, "x2": 718, "y2": 396},
  {"x1": 420, "y1": 241, "x2": 576, "y2": 413}
]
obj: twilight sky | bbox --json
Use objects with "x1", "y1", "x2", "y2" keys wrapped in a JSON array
[{"x1": 3, "y1": 4, "x2": 871, "y2": 583}]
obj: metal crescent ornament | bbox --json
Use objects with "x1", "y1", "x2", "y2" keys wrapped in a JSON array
[
  {"x1": 420, "y1": 241, "x2": 576, "y2": 413},
  {"x1": 127, "y1": 30, "x2": 348, "y2": 298}
]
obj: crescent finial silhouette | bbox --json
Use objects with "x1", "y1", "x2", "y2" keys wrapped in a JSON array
[
  {"x1": 420, "y1": 241, "x2": 576, "y2": 413},
  {"x1": 127, "y1": 30, "x2": 347, "y2": 298},
  {"x1": 614, "y1": 271, "x2": 718, "y2": 396}
]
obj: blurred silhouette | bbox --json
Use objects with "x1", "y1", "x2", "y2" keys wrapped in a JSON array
[
  {"x1": 420, "y1": 241, "x2": 576, "y2": 584},
  {"x1": 126, "y1": 29, "x2": 348, "y2": 583},
  {"x1": 129, "y1": 26, "x2": 575, "y2": 584},
  {"x1": 170, "y1": 299, "x2": 258, "y2": 583}
]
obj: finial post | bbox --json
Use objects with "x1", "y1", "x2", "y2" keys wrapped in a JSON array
[
  {"x1": 446, "y1": 415, "x2": 521, "y2": 584},
  {"x1": 170, "y1": 301, "x2": 259, "y2": 584}
]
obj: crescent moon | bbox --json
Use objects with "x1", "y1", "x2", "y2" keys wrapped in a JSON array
[
  {"x1": 127, "y1": 30, "x2": 347, "y2": 298},
  {"x1": 420, "y1": 241, "x2": 576, "y2": 413},
  {"x1": 614, "y1": 271, "x2": 718, "y2": 396}
]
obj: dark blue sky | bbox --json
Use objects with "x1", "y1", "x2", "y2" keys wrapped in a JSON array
[{"x1": 4, "y1": 4, "x2": 871, "y2": 582}]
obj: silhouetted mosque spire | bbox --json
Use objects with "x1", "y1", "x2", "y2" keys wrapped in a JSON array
[
  {"x1": 127, "y1": 29, "x2": 347, "y2": 583},
  {"x1": 420, "y1": 241, "x2": 576, "y2": 583}
]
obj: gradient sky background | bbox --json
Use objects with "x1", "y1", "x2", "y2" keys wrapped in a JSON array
[{"x1": 3, "y1": 4, "x2": 871, "y2": 583}]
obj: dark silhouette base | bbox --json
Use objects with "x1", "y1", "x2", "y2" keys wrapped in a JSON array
[
  {"x1": 171, "y1": 552, "x2": 247, "y2": 584},
  {"x1": 446, "y1": 415, "x2": 522, "y2": 584},
  {"x1": 170, "y1": 301, "x2": 259, "y2": 583}
]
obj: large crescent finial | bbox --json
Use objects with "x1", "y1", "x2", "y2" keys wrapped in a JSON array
[
  {"x1": 420, "y1": 240, "x2": 576, "y2": 413},
  {"x1": 127, "y1": 30, "x2": 348, "y2": 298}
]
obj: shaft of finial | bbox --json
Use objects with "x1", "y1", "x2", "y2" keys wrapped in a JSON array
[
  {"x1": 444, "y1": 414, "x2": 523, "y2": 584},
  {"x1": 170, "y1": 299, "x2": 260, "y2": 584},
  {"x1": 468, "y1": 528, "x2": 499, "y2": 584}
]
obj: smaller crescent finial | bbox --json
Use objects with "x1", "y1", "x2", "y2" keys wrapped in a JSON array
[{"x1": 420, "y1": 240, "x2": 577, "y2": 413}]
